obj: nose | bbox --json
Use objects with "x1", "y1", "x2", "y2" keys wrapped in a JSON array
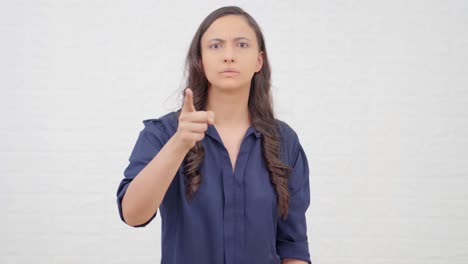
[{"x1": 223, "y1": 45, "x2": 235, "y2": 63}]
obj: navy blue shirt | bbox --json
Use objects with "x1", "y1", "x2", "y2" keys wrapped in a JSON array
[{"x1": 116, "y1": 110, "x2": 311, "y2": 264}]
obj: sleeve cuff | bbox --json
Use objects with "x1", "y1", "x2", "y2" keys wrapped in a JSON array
[{"x1": 277, "y1": 240, "x2": 311, "y2": 264}]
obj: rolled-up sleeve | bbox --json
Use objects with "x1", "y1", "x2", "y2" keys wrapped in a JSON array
[
  {"x1": 116, "y1": 119, "x2": 167, "y2": 227},
  {"x1": 276, "y1": 133, "x2": 311, "y2": 263}
]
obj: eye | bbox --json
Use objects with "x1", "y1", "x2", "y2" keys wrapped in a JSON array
[
  {"x1": 239, "y1": 42, "x2": 248, "y2": 48},
  {"x1": 209, "y1": 43, "x2": 221, "y2": 49}
]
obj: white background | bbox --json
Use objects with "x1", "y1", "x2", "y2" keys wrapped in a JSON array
[{"x1": 1, "y1": 0, "x2": 467, "y2": 263}]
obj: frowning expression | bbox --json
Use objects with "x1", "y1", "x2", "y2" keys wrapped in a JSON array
[{"x1": 201, "y1": 15, "x2": 263, "y2": 90}]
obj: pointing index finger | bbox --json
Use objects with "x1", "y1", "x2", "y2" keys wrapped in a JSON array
[{"x1": 182, "y1": 88, "x2": 196, "y2": 112}]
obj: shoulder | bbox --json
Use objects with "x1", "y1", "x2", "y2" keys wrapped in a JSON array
[
  {"x1": 274, "y1": 118, "x2": 302, "y2": 165},
  {"x1": 140, "y1": 110, "x2": 180, "y2": 145},
  {"x1": 275, "y1": 118, "x2": 299, "y2": 142}
]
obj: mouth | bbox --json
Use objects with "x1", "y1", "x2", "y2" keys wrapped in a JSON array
[
  {"x1": 220, "y1": 68, "x2": 239, "y2": 73},
  {"x1": 220, "y1": 68, "x2": 240, "y2": 76},
  {"x1": 220, "y1": 71, "x2": 239, "y2": 76}
]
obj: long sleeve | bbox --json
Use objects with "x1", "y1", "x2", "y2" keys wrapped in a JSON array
[
  {"x1": 276, "y1": 134, "x2": 311, "y2": 263},
  {"x1": 116, "y1": 119, "x2": 168, "y2": 227}
]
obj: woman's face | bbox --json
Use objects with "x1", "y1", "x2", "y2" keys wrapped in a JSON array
[{"x1": 200, "y1": 15, "x2": 263, "y2": 91}]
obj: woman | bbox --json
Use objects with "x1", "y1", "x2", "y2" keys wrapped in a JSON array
[{"x1": 116, "y1": 6, "x2": 311, "y2": 264}]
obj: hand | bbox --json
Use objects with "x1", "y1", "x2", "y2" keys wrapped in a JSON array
[{"x1": 174, "y1": 88, "x2": 215, "y2": 150}]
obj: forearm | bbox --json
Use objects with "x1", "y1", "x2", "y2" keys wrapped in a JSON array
[
  {"x1": 121, "y1": 133, "x2": 189, "y2": 226},
  {"x1": 282, "y1": 258, "x2": 308, "y2": 264}
]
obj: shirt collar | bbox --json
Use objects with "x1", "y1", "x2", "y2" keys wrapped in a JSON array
[
  {"x1": 250, "y1": 126, "x2": 262, "y2": 139},
  {"x1": 205, "y1": 123, "x2": 261, "y2": 141}
]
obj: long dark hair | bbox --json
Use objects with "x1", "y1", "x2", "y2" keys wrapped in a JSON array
[{"x1": 178, "y1": 6, "x2": 293, "y2": 220}]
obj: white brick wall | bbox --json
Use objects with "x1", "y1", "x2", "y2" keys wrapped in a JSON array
[{"x1": 2, "y1": 0, "x2": 467, "y2": 263}]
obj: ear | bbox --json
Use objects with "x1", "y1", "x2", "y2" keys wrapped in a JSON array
[{"x1": 255, "y1": 51, "x2": 264, "y2": 73}]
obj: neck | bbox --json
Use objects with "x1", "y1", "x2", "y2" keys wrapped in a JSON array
[{"x1": 205, "y1": 83, "x2": 251, "y2": 128}]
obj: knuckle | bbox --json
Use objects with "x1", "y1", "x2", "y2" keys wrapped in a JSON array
[{"x1": 178, "y1": 123, "x2": 185, "y2": 131}]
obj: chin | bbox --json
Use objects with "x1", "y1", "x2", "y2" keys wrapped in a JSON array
[{"x1": 213, "y1": 79, "x2": 247, "y2": 90}]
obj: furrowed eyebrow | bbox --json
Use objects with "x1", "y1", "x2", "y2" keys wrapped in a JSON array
[{"x1": 208, "y1": 37, "x2": 251, "y2": 42}]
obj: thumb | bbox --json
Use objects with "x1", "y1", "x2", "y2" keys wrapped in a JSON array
[{"x1": 182, "y1": 88, "x2": 196, "y2": 112}]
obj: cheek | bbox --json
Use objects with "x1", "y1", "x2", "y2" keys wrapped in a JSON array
[
  {"x1": 242, "y1": 60, "x2": 259, "y2": 75},
  {"x1": 201, "y1": 55, "x2": 215, "y2": 71},
  {"x1": 201, "y1": 59, "x2": 217, "y2": 82}
]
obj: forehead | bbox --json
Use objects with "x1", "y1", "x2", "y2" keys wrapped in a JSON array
[{"x1": 201, "y1": 15, "x2": 256, "y2": 42}]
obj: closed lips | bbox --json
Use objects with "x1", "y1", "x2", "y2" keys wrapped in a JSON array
[{"x1": 221, "y1": 68, "x2": 239, "y2": 73}]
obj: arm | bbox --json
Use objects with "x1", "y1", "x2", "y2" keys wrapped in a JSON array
[
  {"x1": 121, "y1": 133, "x2": 189, "y2": 227},
  {"x1": 118, "y1": 90, "x2": 212, "y2": 227},
  {"x1": 282, "y1": 259, "x2": 308, "y2": 264},
  {"x1": 276, "y1": 135, "x2": 312, "y2": 264}
]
